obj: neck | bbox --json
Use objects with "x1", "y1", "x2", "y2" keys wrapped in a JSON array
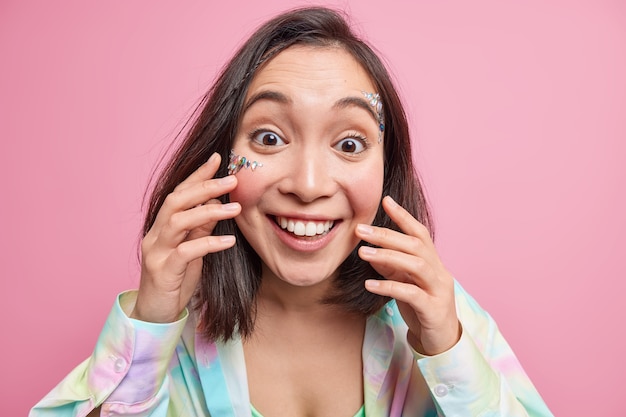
[{"x1": 257, "y1": 263, "x2": 342, "y2": 317}]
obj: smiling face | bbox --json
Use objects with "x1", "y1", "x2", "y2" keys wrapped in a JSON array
[{"x1": 229, "y1": 45, "x2": 384, "y2": 292}]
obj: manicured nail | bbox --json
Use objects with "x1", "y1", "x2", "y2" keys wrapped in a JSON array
[
  {"x1": 360, "y1": 246, "x2": 377, "y2": 256},
  {"x1": 219, "y1": 235, "x2": 235, "y2": 244},
  {"x1": 384, "y1": 195, "x2": 398, "y2": 207},
  {"x1": 222, "y1": 202, "x2": 239, "y2": 211},
  {"x1": 356, "y1": 224, "x2": 374, "y2": 235},
  {"x1": 217, "y1": 175, "x2": 236, "y2": 185},
  {"x1": 208, "y1": 152, "x2": 219, "y2": 164}
]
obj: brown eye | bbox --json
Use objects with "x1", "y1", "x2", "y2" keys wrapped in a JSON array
[
  {"x1": 334, "y1": 137, "x2": 366, "y2": 154},
  {"x1": 262, "y1": 133, "x2": 278, "y2": 145},
  {"x1": 252, "y1": 131, "x2": 285, "y2": 146},
  {"x1": 342, "y1": 140, "x2": 357, "y2": 152}
]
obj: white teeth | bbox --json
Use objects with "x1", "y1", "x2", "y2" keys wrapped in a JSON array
[
  {"x1": 305, "y1": 222, "x2": 317, "y2": 236},
  {"x1": 276, "y1": 217, "x2": 334, "y2": 236},
  {"x1": 294, "y1": 222, "x2": 306, "y2": 236}
]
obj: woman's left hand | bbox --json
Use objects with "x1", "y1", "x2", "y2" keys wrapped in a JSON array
[{"x1": 356, "y1": 196, "x2": 461, "y2": 356}]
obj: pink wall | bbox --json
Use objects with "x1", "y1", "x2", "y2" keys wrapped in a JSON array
[{"x1": 1, "y1": 1, "x2": 624, "y2": 415}]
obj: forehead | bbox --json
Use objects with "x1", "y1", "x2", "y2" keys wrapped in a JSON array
[{"x1": 245, "y1": 45, "x2": 376, "y2": 101}]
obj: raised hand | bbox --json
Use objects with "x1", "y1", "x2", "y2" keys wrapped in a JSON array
[
  {"x1": 356, "y1": 196, "x2": 461, "y2": 356},
  {"x1": 132, "y1": 153, "x2": 241, "y2": 323}
]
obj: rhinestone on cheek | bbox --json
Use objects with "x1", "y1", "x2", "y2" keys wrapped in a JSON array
[{"x1": 227, "y1": 150, "x2": 264, "y2": 175}]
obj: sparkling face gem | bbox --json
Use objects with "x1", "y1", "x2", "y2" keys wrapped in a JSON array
[
  {"x1": 228, "y1": 150, "x2": 264, "y2": 175},
  {"x1": 362, "y1": 91, "x2": 385, "y2": 143}
]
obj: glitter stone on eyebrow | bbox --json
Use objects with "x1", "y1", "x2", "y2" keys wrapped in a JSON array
[
  {"x1": 227, "y1": 150, "x2": 264, "y2": 175},
  {"x1": 362, "y1": 91, "x2": 385, "y2": 143}
]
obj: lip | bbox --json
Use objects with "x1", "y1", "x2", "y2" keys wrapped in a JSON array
[{"x1": 268, "y1": 215, "x2": 341, "y2": 252}]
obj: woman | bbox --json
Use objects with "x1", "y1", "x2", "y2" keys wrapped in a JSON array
[{"x1": 31, "y1": 7, "x2": 552, "y2": 417}]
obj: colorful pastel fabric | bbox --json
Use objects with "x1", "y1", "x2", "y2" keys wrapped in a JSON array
[
  {"x1": 30, "y1": 281, "x2": 553, "y2": 416},
  {"x1": 251, "y1": 404, "x2": 364, "y2": 417}
]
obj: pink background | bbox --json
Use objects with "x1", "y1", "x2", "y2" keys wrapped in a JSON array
[{"x1": 1, "y1": 0, "x2": 624, "y2": 415}]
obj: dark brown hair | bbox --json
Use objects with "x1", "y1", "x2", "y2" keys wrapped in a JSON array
[{"x1": 143, "y1": 7, "x2": 433, "y2": 341}]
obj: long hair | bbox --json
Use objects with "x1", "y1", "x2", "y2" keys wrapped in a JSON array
[{"x1": 143, "y1": 7, "x2": 433, "y2": 341}]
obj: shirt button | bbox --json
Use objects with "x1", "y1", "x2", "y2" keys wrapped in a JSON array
[
  {"x1": 385, "y1": 306, "x2": 394, "y2": 316},
  {"x1": 434, "y1": 384, "x2": 449, "y2": 397},
  {"x1": 113, "y1": 358, "x2": 127, "y2": 373}
]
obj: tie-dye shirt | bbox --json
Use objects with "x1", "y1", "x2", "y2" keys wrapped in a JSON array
[{"x1": 31, "y1": 281, "x2": 553, "y2": 416}]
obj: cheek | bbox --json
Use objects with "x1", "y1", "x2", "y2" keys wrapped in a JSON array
[
  {"x1": 345, "y1": 164, "x2": 384, "y2": 222},
  {"x1": 229, "y1": 170, "x2": 264, "y2": 212}
]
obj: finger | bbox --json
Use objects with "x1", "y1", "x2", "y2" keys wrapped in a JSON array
[
  {"x1": 186, "y1": 199, "x2": 227, "y2": 239},
  {"x1": 166, "y1": 234, "x2": 236, "y2": 276},
  {"x1": 355, "y1": 223, "x2": 429, "y2": 258},
  {"x1": 157, "y1": 202, "x2": 241, "y2": 247},
  {"x1": 153, "y1": 174, "x2": 238, "y2": 231},
  {"x1": 382, "y1": 196, "x2": 432, "y2": 243},
  {"x1": 358, "y1": 246, "x2": 437, "y2": 290},
  {"x1": 152, "y1": 152, "x2": 223, "y2": 229},
  {"x1": 176, "y1": 152, "x2": 222, "y2": 189},
  {"x1": 356, "y1": 223, "x2": 442, "y2": 272},
  {"x1": 364, "y1": 278, "x2": 429, "y2": 313}
]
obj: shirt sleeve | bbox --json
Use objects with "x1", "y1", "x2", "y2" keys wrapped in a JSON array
[
  {"x1": 30, "y1": 291, "x2": 188, "y2": 417},
  {"x1": 412, "y1": 281, "x2": 554, "y2": 417}
]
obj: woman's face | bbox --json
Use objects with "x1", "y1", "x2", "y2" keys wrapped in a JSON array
[{"x1": 230, "y1": 45, "x2": 384, "y2": 288}]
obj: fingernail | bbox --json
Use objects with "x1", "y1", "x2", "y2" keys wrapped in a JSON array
[
  {"x1": 356, "y1": 224, "x2": 374, "y2": 235},
  {"x1": 222, "y1": 202, "x2": 240, "y2": 211},
  {"x1": 208, "y1": 153, "x2": 219, "y2": 164},
  {"x1": 360, "y1": 246, "x2": 377, "y2": 256},
  {"x1": 365, "y1": 279, "x2": 380, "y2": 288},
  {"x1": 385, "y1": 195, "x2": 398, "y2": 207},
  {"x1": 217, "y1": 176, "x2": 236, "y2": 185},
  {"x1": 219, "y1": 235, "x2": 235, "y2": 244}
]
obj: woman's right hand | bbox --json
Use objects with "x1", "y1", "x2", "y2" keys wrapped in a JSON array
[{"x1": 131, "y1": 152, "x2": 241, "y2": 323}]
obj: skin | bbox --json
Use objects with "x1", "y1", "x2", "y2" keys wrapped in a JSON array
[
  {"x1": 129, "y1": 45, "x2": 460, "y2": 416},
  {"x1": 358, "y1": 196, "x2": 461, "y2": 356},
  {"x1": 132, "y1": 153, "x2": 241, "y2": 323},
  {"x1": 229, "y1": 45, "x2": 385, "y2": 301},
  {"x1": 231, "y1": 45, "x2": 384, "y2": 416}
]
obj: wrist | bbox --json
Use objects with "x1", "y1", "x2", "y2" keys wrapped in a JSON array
[
  {"x1": 408, "y1": 321, "x2": 462, "y2": 356},
  {"x1": 130, "y1": 293, "x2": 182, "y2": 323}
]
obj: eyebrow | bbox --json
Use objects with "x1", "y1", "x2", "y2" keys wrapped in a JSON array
[
  {"x1": 243, "y1": 90, "x2": 291, "y2": 112},
  {"x1": 332, "y1": 96, "x2": 378, "y2": 124},
  {"x1": 243, "y1": 90, "x2": 378, "y2": 124}
]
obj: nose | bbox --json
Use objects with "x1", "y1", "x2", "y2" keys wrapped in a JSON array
[{"x1": 277, "y1": 148, "x2": 339, "y2": 203}]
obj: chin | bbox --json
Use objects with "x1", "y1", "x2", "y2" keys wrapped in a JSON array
[{"x1": 270, "y1": 263, "x2": 339, "y2": 288}]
